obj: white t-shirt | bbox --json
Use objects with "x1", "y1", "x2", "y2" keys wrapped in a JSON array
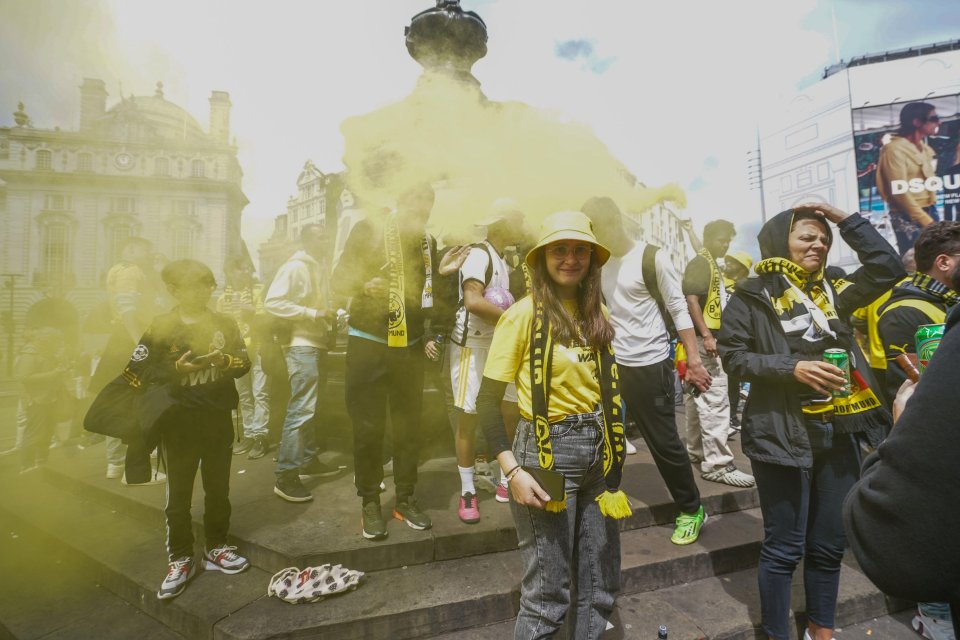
[
  {"x1": 452, "y1": 241, "x2": 511, "y2": 348},
  {"x1": 600, "y1": 242, "x2": 694, "y2": 367}
]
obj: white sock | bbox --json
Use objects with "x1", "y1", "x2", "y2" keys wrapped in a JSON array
[
  {"x1": 499, "y1": 469, "x2": 508, "y2": 488},
  {"x1": 458, "y1": 466, "x2": 476, "y2": 495}
]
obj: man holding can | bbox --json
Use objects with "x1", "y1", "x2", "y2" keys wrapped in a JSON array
[{"x1": 878, "y1": 221, "x2": 960, "y2": 402}]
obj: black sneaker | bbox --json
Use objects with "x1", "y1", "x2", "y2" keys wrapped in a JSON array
[
  {"x1": 394, "y1": 496, "x2": 432, "y2": 531},
  {"x1": 298, "y1": 458, "x2": 341, "y2": 480},
  {"x1": 248, "y1": 436, "x2": 268, "y2": 460},
  {"x1": 232, "y1": 437, "x2": 254, "y2": 456},
  {"x1": 274, "y1": 473, "x2": 313, "y2": 502},
  {"x1": 361, "y1": 500, "x2": 388, "y2": 541}
]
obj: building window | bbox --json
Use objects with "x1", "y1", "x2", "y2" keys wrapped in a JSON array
[
  {"x1": 173, "y1": 200, "x2": 196, "y2": 216},
  {"x1": 171, "y1": 226, "x2": 195, "y2": 260},
  {"x1": 155, "y1": 157, "x2": 170, "y2": 176},
  {"x1": 41, "y1": 221, "x2": 72, "y2": 283},
  {"x1": 44, "y1": 194, "x2": 72, "y2": 211},
  {"x1": 36, "y1": 149, "x2": 52, "y2": 170},
  {"x1": 108, "y1": 223, "x2": 134, "y2": 265},
  {"x1": 110, "y1": 197, "x2": 136, "y2": 214},
  {"x1": 191, "y1": 159, "x2": 205, "y2": 178},
  {"x1": 77, "y1": 152, "x2": 93, "y2": 172}
]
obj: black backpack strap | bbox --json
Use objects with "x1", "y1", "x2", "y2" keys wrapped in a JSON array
[
  {"x1": 452, "y1": 243, "x2": 496, "y2": 347},
  {"x1": 642, "y1": 243, "x2": 677, "y2": 337}
]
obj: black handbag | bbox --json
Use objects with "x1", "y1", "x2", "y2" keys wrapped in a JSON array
[{"x1": 83, "y1": 376, "x2": 139, "y2": 441}]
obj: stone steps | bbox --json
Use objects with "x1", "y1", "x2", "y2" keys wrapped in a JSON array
[
  {"x1": 426, "y1": 564, "x2": 909, "y2": 639},
  {"x1": 36, "y1": 443, "x2": 760, "y2": 575}
]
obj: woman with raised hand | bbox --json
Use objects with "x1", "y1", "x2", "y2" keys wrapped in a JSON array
[
  {"x1": 477, "y1": 210, "x2": 631, "y2": 639},
  {"x1": 717, "y1": 203, "x2": 902, "y2": 640}
]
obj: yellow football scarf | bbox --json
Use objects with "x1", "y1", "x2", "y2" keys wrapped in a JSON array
[
  {"x1": 699, "y1": 249, "x2": 724, "y2": 330},
  {"x1": 384, "y1": 214, "x2": 433, "y2": 348},
  {"x1": 755, "y1": 257, "x2": 885, "y2": 421},
  {"x1": 530, "y1": 300, "x2": 632, "y2": 519}
]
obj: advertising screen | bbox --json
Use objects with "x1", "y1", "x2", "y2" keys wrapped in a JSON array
[{"x1": 852, "y1": 94, "x2": 960, "y2": 250}]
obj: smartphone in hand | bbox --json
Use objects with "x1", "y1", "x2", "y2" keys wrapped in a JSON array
[{"x1": 522, "y1": 466, "x2": 565, "y2": 501}]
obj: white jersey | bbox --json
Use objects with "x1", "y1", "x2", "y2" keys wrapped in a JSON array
[{"x1": 452, "y1": 241, "x2": 511, "y2": 349}]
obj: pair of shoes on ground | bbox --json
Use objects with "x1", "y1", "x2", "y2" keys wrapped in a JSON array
[
  {"x1": 233, "y1": 436, "x2": 269, "y2": 459},
  {"x1": 912, "y1": 604, "x2": 956, "y2": 640},
  {"x1": 671, "y1": 505, "x2": 707, "y2": 545},
  {"x1": 273, "y1": 459, "x2": 343, "y2": 502},
  {"x1": 701, "y1": 464, "x2": 755, "y2": 488},
  {"x1": 362, "y1": 497, "x2": 432, "y2": 540},
  {"x1": 157, "y1": 545, "x2": 250, "y2": 600}
]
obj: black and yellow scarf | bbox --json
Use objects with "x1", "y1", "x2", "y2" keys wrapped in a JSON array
[
  {"x1": 384, "y1": 214, "x2": 433, "y2": 347},
  {"x1": 755, "y1": 257, "x2": 889, "y2": 434},
  {"x1": 699, "y1": 249, "x2": 725, "y2": 330},
  {"x1": 530, "y1": 301, "x2": 632, "y2": 519},
  {"x1": 911, "y1": 272, "x2": 960, "y2": 307}
]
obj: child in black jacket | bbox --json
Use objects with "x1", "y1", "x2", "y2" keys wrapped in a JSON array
[{"x1": 123, "y1": 259, "x2": 251, "y2": 600}]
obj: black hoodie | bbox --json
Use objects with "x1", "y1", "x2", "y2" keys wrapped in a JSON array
[
  {"x1": 717, "y1": 211, "x2": 903, "y2": 467},
  {"x1": 844, "y1": 304, "x2": 960, "y2": 604}
]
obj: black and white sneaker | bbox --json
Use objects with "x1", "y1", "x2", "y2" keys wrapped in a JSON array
[
  {"x1": 204, "y1": 545, "x2": 250, "y2": 574},
  {"x1": 274, "y1": 473, "x2": 313, "y2": 502},
  {"x1": 157, "y1": 556, "x2": 195, "y2": 600}
]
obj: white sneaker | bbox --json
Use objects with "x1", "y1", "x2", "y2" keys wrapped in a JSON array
[
  {"x1": 625, "y1": 439, "x2": 637, "y2": 455},
  {"x1": 701, "y1": 464, "x2": 755, "y2": 488},
  {"x1": 913, "y1": 605, "x2": 957, "y2": 640},
  {"x1": 803, "y1": 630, "x2": 836, "y2": 640},
  {"x1": 157, "y1": 556, "x2": 195, "y2": 600},
  {"x1": 204, "y1": 545, "x2": 250, "y2": 574},
  {"x1": 106, "y1": 463, "x2": 125, "y2": 479}
]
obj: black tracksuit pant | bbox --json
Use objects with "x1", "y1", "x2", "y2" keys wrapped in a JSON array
[
  {"x1": 346, "y1": 336, "x2": 424, "y2": 501},
  {"x1": 619, "y1": 357, "x2": 702, "y2": 514},
  {"x1": 161, "y1": 408, "x2": 233, "y2": 560}
]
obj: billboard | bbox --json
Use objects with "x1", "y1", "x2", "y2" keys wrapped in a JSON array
[{"x1": 852, "y1": 93, "x2": 960, "y2": 250}]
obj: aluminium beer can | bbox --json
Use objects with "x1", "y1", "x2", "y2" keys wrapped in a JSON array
[
  {"x1": 823, "y1": 348, "x2": 851, "y2": 398},
  {"x1": 915, "y1": 323, "x2": 945, "y2": 375}
]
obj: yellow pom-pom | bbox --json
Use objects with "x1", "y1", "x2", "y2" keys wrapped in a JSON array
[
  {"x1": 596, "y1": 490, "x2": 632, "y2": 519},
  {"x1": 545, "y1": 499, "x2": 567, "y2": 513}
]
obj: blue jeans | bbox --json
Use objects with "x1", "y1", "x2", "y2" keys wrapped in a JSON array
[
  {"x1": 510, "y1": 412, "x2": 621, "y2": 640},
  {"x1": 891, "y1": 205, "x2": 939, "y2": 255},
  {"x1": 275, "y1": 346, "x2": 327, "y2": 476},
  {"x1": 235, "y1": 351, "x2": 269, "y2": 439},
  {"x1": 753, "y1": 425, "x2": 861, "y2": 639}
]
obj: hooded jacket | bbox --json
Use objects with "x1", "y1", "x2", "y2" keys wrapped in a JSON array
[
  {"x1": 876, "y1": 279, "x2": 954, "y2": 401},
  {"x1": 843, "y1": 304, "x2": 960, "y2": 603},
  {"x1": 717, "y1": 211, "x2": 904, "y2": 467}
]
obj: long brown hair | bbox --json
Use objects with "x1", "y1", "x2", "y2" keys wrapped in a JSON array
[{"x1": 530, "y1": 248, "x2": 614, "y2": 351}]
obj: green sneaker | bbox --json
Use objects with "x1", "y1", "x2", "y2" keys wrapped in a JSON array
[
  {"x1": 671, "y1": 505, "x2": 707, "y2": 545},
  {"x1": 361, "y1": 500, "x2": 388, "y2": 541},
  {"x1": 393, "y1": 496, "x2": 432, "y2": 531}
]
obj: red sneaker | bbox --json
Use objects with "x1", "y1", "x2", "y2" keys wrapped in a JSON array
[
  {"x1": 458, "y1": 492, "x2": 480, "y2": 524},
  {"x1": 495, "y1": 483, "x2": 510, "y2": 503}
]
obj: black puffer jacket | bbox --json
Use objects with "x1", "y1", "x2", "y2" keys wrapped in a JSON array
[{"x1": 717, "y1": 211, "x2": 904, "y2": 468}]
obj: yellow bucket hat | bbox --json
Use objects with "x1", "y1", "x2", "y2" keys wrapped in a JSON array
[
  {"x1": 727, "y1": 250, "x2": 754, "y2": 272},
  {"x1": 525, "y1": 210, "x2": 611, "y2": 267}
]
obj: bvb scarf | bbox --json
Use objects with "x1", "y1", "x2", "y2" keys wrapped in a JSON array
[
  {"x1": 754, "y1": 257, "x2": 890, "y2": 436},
  {"x1": 529, "y1": 300, "x2": 632, "y2": 519},
  {"x1": 699, "y1": 249, "x2": 726, "y2": 330},
  {"x1": 384, "y1": 214, "x2": 434, "y2": 348},
  {"x1": 911, "y1": 272, "x2": 960, "y2": 308}
]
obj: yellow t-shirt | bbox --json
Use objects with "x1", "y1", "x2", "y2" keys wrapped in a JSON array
[{"x1": 484, "y1": 296, "x2": 601, "y2": 422}]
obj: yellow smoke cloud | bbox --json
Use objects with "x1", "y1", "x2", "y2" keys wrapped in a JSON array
[{"x1": 341, "y1": 71, "x2": 685, "y2": 241}]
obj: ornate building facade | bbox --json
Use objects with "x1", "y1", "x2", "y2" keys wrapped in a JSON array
[
  {"x1": 0, "y1": 79, "x2": 248, "y2": 344},
  {"x1": 257, "y1": 160, "x2": 344, "y2": 282}
]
